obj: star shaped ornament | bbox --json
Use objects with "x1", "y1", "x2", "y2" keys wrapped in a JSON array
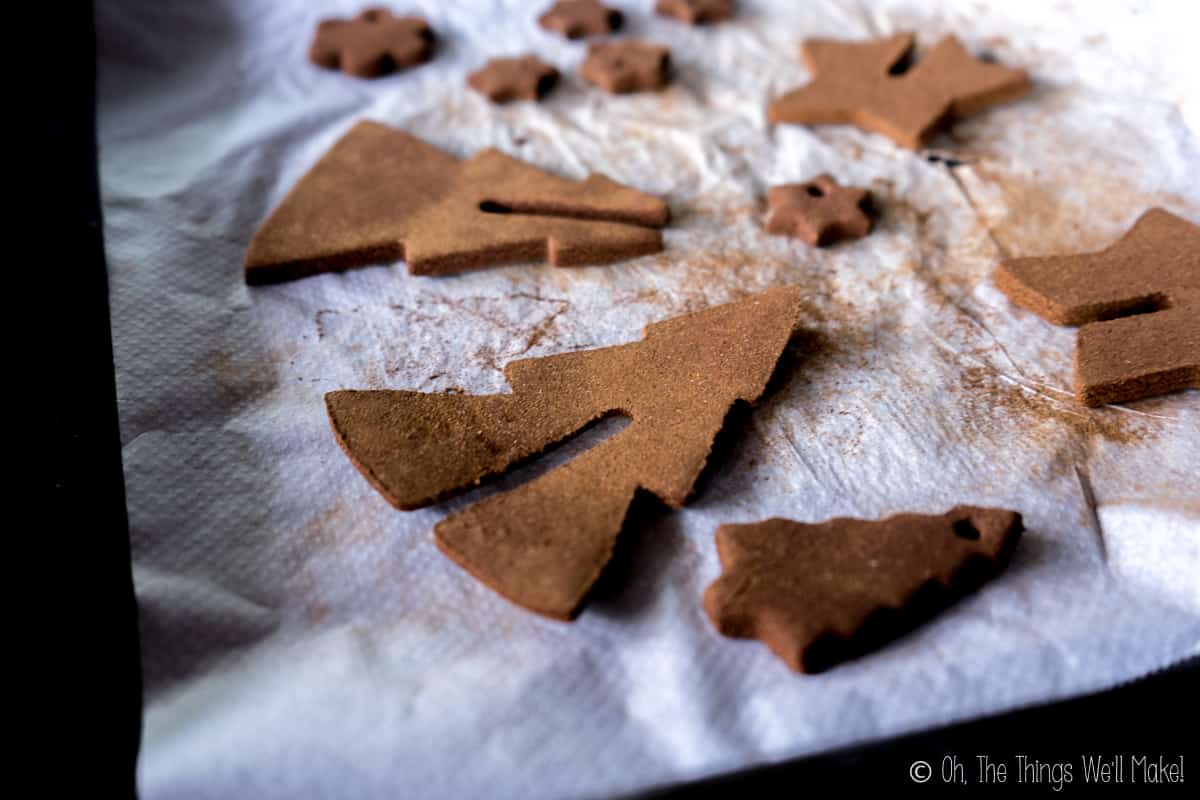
[{"x1": 765, "y1": 175, "x2": 872, "y2": 246}]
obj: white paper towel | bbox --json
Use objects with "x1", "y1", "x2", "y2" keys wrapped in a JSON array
[{"x1": 97, "y1": 1, "x2": 1200, "y2": 797}]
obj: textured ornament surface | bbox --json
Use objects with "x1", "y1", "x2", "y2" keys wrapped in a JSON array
[
  {"x1": 765, "y1": 175, "x2": 872, "y2": 246},
  {"x1": 468, "y1": 56, "x2": 560, "y2": 104},
  {"x1": 704, "y1": 506, "x2": 1023, "y2": 672},
  {"x1": 538, "y1": 0, "x2": 623, "y2": 39},
  {"x1": 581, "y1": 41, "x2": 672, "y2": 94},
  {"x1": 309, "y1": 8, "x2": 434, "y2": 78},
  {"x1": 327, "y1": 288, "x2": 804, "y2": 620},
  {"x1": 768, "y1": 33, "x2": 1030, "y2": 149},
  {"x1": 245, "y1": 121, "x2": 669, "y2": 283},
  {"x1": 656, "y1": 0, "x2": 734, "y2": 25},
  {"x1": 995, "y1": 208, "x2": 1200, "y2": 405}
]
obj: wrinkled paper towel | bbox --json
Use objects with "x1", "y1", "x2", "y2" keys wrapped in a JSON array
[{"x1": 98, "y1": 1, "x2": 1199, "y2": 797}]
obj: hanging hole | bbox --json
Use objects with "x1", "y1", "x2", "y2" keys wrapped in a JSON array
[
  {"x1": 926, "y1": 154, "x2": 966, "y2": 168},
  {"x1": 535, "y1": 73, "x2": 558, "y2": 98},
  {"x1": 953, "y1": 519, "x2": 980, "y2": 541},
  {"x1": 806, "y1": 185, "x2": 824, "y2": 198},
  {"x1": 374, "y1": 54, "x2": 396, "y2": 76},
  {"x1": 887, "y1": 49, "x2": 916, "y2": 76},
  {"x1": 1094, "y1": 294, "x2": 1171, "y2": 321}
]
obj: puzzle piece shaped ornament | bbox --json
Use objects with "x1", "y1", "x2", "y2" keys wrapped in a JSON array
[
  {"x1": 468, "y1": 56, "x2": 559, "y2": 104},
  {"x1": 656, "y1": 0, "x2": 734, "y2": 25},
  {"x1": 326, "y1": 288, "x2": 804, "y2": 620},
  {"x1": 995, "y1": 208, "x2": 1200, "y2": 406},
  {"x1": 768, "y1": 33, "x2": 1030, "y2": 150},
  {"x1": 766, "y1": 175, "x2": 872, "y2": 246},
  {"x1": 309, "y1": 8, "x2": 434, "y2": 78},
  {"x1": 245, "y1": 121, "x2": 669, "y2": 284},
  {"x1": 704, "y1": 506, "x2": 1023, "y2": 673},
  {"x1": 538, "y1": 0, "x2": 623, "y2": 39},
  {"x1": 581, "y1": 41, "x2": 672, "y2": 94}
]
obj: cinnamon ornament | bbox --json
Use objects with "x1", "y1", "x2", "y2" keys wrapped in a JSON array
[
  {"x1": 704, "y1": 506, "x2": 1023, "y2": 673},
  {"x1": 765, "y1": 175, "x2": 872, "y2": 246},
  {"x1": 246, "y1": 121, "x2": 669, "y2": 284},
  {"x1": 326, "y1": 288, "x2": 804, "y2": 620},
  {"x1": 468, "y1": 56, "x2": 560, "y2": 103},
  {"x1": 581, "y1": 41, "x2": 671, "y2": 94},
  {"x1": 538, "y1": 0, "x2": 623, "y2": 40},
  {"x1": 995, "y1": 208, "x2": 1200, "y2": 406},
  {"x1": 309, "y1": 8, "x2": 434, "y2": 78},
  {"x1": 656, "y1": 0, "x2": 734, "y2": 25},
  {"x1": 768, "y1": 33, "x2": 1030, "y2": 150}
]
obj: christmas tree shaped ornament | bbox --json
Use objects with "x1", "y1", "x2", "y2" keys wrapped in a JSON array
[
  {"x1": 245, "y1": 121, "x2": 669, "y2": 284},
  {"x1": 326, "y1": 287, "x2": 804, "y2": 620},
  {"x1": 704, "y1": 506, "x2": 1023, "y2": 673}
]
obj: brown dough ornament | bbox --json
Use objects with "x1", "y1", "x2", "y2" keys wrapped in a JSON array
[
  {"x1": 704, "y1": 506, "x2": 1023, "y2": 673},
  {"x1": 656, "y1": 0, "x2": 734, "y2": 25},
  {"x1": 538, "y1": 0, "x2": 623, "y2": 40},
  {"x1": 245, "y1": 121, "x2": 669, "y2": 284},
  {"x1": 766, "y1": 175, "x2": 872, "y2": 246},
  {"x1": 326, "y1": 287, "x2": 804, "y2": 620},
  {"x1": 468, "y1": 56, "x2": 559, "y2": 103},
  {"x1": 309, "y1": 8, "x2": 434, "y2": 78},
  {"x1": 768, "y1": 33, "x2": 1030, "y2": 150},
  {"x1": 581, "y1": 41, "x2": 671, "y2": 94},
  {"x1": 995, "y1": 208, "x2": 1200, "y2": 406}
]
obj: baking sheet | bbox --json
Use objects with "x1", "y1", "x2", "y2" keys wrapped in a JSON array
[{"x1": 97, "y1": 1, "x2": 1200, "y2": 797}]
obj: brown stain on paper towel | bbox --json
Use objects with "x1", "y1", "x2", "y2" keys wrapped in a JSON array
[
  {"x1": 957, "y1": 366, "x2": 1159, "y2": 447},
  {"x1": 969, "y1": 164, "x2": 1195, "y2": 259}
]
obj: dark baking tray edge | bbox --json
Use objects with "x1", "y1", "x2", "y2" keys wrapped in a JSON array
[{"x1": 49, "y1": 3, "x2": 140, "y2": 798}]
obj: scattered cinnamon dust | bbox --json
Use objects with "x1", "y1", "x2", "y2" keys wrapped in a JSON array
[
  {"x1": 957, "y1": 365, "x2": 1157, "y2": 446},
  {"x1": 964, "y1": 151, "x2": 1195, "y2": 261}
]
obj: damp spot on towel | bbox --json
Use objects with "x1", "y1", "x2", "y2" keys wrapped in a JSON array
[
  {"x1": 304, "y1": 601, "x2": 331, "y2": 625},
  {"x1": 193, "y1": 348, "x2": 281, "y2": 409},
  {"x1": 299, "y1": 494, "x2": 381, "y2": 551}
]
